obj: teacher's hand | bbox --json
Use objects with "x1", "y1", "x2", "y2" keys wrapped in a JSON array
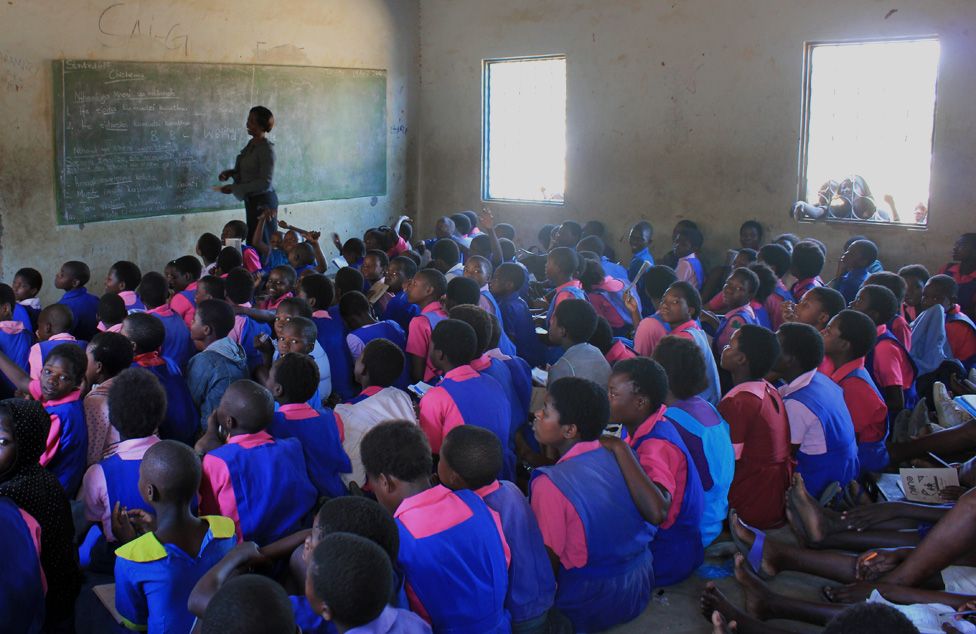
[
  {"x1": 218, "y1": 170, "x2": 233, "y2": 182},
  {"x1": 219, "y1": 185, "x2": 233, "y2": 195}
]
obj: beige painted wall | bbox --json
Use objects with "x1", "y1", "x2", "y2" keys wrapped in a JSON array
[
  {"x1": 0, "y1": 0, "x2": 418, "y2": 304},
  {"x1": 417, "y1": 0, "x2": 976, "y2": 274}
]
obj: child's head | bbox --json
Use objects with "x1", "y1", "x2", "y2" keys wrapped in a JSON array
[
  {"x1": 722, "y1": 267, "x2": 759, "y2": 309},
  {"x1": 790, "y1": 241, "x2": 825, "y2": 280},
  {"x1": 920, "y1": 274, "x2": 959, "y2": 312},
  {"x1": 588, "y1": 316, "x2": 614, "y2": 355},
  {"x1": 434, "y1": 216, "x2": 456, "y2": 239},
  {"x1": 898, "y1": 265, "x2": 930, "y2": 309},
  {"x1": 430, "y1": 239, "x2": 460, "y2": 274},
  {"x1": 342, "y1": 238, "x2": 366, "y2": 264},
  {"x1": 221, "y1": 219, "x2": 249, "y2": 242},
  {"x1": 398, "y1": 221, "x2": 413, "y2": 242},
  {"x1": 489, "y1": 262, "x2": 526, "y2": 299},
  {"x1": 334, "y1": 267, "x2": 366, "y2": 302},
  {"x1": 339, "y1": 291, "x2": 374, "y2": 330},
  {"x1": 641, "y1": 265, "x2": 678, "y2": 308},
  {"x1": 268, "y1": 352, "x2": 319, "y2": 405},
  {"x1": 96, "y1": 293, "x2": 126, "y2": 328},
  {"x1": 361, "y1": 250, "x2": 389, "y2": 284},
  {"x1": 39, "y1": 343, "x2": 86, "y2": 401},
  {"x1": 310, "y1": 496, "x2": 399, "y2": 563},
  {"x1": 55, "y1": 260, "x2": 91, "y2": 291},
  {"x1": 121, "y1": 312, "x2": 165, "y2": 355},
  {"x1": 720, "y1": 324, "x2": 780, "y2": 379},
  {"x1": 273, "y1": 297, "x2": 313, "y2": 337},
  {"x1": 0, "y1": 284, "x2": 15, "y2": 321},
  {"x1": 582, "y1": 220, "x2": 606, "y2": 239},
  {"x1": 538, "y1": 224, "x2": 556, "y2": 251},
  {"x1": 864, "y1": 272, "x2": 907, "y2": 306},
  {"x1": 462, "y1": 210, "x2": 479, "y2": 232},
  {"x1": 135, "y1": 272, "x2": 168, "y2": 310},
  {"x1": 758, "y1": 243, "x2": 791, "y2": 279},
  {"x1": 444, "y1": 276, "x2": 481, "y2": 311},
  {"x1": 430, "y1": 319, "x2": 478, "y2": 371},
  {"x1": 841, "y1": 239, "x2": 879, "y2": 270},
  {"x1": 773, "y1": 233, "x2": 800, "y2": 254},
  {"x1": 469, "y1": 234, "x2": 492, "y2": 259},
  {"x1": 607, "y1": 357, "x2": 668, "y2": 426},
  {"x1": 360, "y1": 420, "x2": 433, "y2": 513},
  {"x1": 952, "y1": 233, "x2": 976, "y2": 263},
  {"x1": 438, "y1": 425, "x2": 502, "y2": 491},
  {"x1": 822, "y1": 309, "x2": 877, "y2": 362},
  {"x1": 306, "y1": 534, "x2": 393, "y2": 629},
  {"x1": 266, "y1": 265, "x2": 297, "y2": 300},
  {"x1": 385, "y1": 256, "x2": 417, "y2": 293},
  {"x1": 536, "y1": 377, "x2": 610, "y2": 449},
  {"x1": 354, "y1": 338, "x2": 405, "y2": 389},
  {"x1": 774, "y1": 322, "x2": 825, "y2": 376},
  {"x1": 202, "y1": 575, "x2": 294, "y2": 634},
  {"x1": 12, "y1": 268, "x2": 42, "y2": 302},
  {"x1": 578, "y1": 257, "x2": 606, "y2": 290},
  {"x1": 450, "y1": 213, "x2": 472, "y2": 236},
  {"x1": 269, "y1": 231, "x2": 284, "y2": 252},
  {"x1": 652, "y1": 335, "x2": 708, "y2": 400},
  {"x1": 672, "y1": 227, "x2": 703, "y2": 258},
  {"x1": 108, "y1": 367, "x2": 166, "y2": 439},
  {"x1": 732, "y1": 248, "x2": 758, "y2": 270},
  {"x1": 658, "y1": 281, "x2": 702, "y2": 325},
  {"x1": 224, "y1": 268, "x2": 255, "y2": 305},
  {"x1": 191, "y1": 299, "x2": 236, "y2": 350},
  {"x1": 739, "y1": 220, "x2": 764, "y2": 250},
  {"x1": 576, "y1": 235, "x2": 605, "y2": 258},
  {"x1": 195, "y1": 275, "x2": 225, "y2": 304},
  {"x1": 196, "y1": 233, "x2": 223, "y2": 265},
  {"x1": 495, "y1": 223, "x2": 515, "y2": 241},
  {"x1": 545, "y1": 247, "x2": 579, "y2": 283},
  {"x1": 217, "y1": 379, "x2": 275, "y2": 436},
  {"x1": 747, "y1": 263, "x2": 777, "y2": 303},
  {"x1": 85, "y1": 331, "x2": 133, "y2": 385},
  {"x1": 448, "y1": 305, "x2": 492, "y2": 356},
  {"x1": 215, "y1": 247, "x2": 243, "y2": 276},
  {"x1": 463, "y1": 255, "x2": 492, "y2": 289},
  {"x1": 139, "y1": 439, "x2": 202, "y2": 509},
  {"x1": 793, "y1": 286, "x2": 846, "y2": 330},
  {"x1": 850, "y1": 284, "x2": 899, "y2": 326},
  {"x1": 406, "y1": 268, "x2": 447, "y2": 306},
  {"x1": 297, "y1": 274, "x2": 335, "y2": 311},
  {"x1": 166, "y1": 256, "x2": 202, "y2": 292},
  {"x1": 105, "y1": 260, "x2": 142, "y2": 294},
  {"x1": 549, "y1": 299, "x2": 598, "y2": 347},
  {"x1": 363, "y1": 229, "x2": 384, "y2": 253},
  {"x1": 551, "y1": 221, "x2": 582, "y2": 248},
  {"x1": 36, "y1": 304, "x2": 74, "y2": 341},
  {"x1": 288, "y1": 243, "x2": 316, "y2": 270},
  {"x1": 282, "y1": 230, "x2": 300, "y2": 253},
  {"x1": 277, "y1": 315, "x2": 317, "y2": 356}
]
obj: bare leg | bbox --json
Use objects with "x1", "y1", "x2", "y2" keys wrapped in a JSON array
[
  {"x1": 888, "y1": 421, "x2": 976, "y2": 464},
  {"x1": 700, "y1": 582, "x2": 793, "y2": 634},
  {"x1": 734, "y1": 554, "x2": 846, "y2": 626}
]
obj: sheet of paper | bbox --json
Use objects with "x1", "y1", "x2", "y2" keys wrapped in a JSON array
[
  {"x1": 366, "y1": 281, "x2": 390, "y2": 304},
  {"x1": 223, "y1": 238, "x2": 242, "y2": 252},
  {"x1": 898, "y1": 467, "x2": 959, "y2": 504},
  {"x1": 332, "y1": 256, "x2": 349, "y2": 270},
  {"x1": 957, "y1": 395, "x2": 976, "y2": 419},
  {"x1": 535, "y1": 326, "x2": 548, "y2": 336},
  {"x1": 868, "y1": 589, "x2": 976, "y2": 634},
  {"x1": 531, "y1": 367, "x2": 548, "y2": 385},
  {"x1": 408, "y1": 381, "x2": 433, "y2": 399}
]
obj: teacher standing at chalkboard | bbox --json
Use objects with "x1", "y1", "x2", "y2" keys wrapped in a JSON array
[{"x1": 218, "y1": 105, "x2": 277, "y2": 245}]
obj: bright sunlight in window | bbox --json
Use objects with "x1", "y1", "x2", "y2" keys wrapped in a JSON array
[
  {"x1": 799, "y1": 38, "x2": 939, "y2": 226},
  {"x1": 483, "y1": 56, "x2": 566, "y2": 204}
]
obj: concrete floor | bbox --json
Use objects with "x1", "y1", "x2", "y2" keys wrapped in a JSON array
[{"x1": 607, "y1": 526, "x2": 826, "y2": 634}]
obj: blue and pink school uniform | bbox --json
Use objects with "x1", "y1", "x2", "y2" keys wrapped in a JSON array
[
  {"x1": 133, "y1": 352, "x2": 200, "y2": 446},
  {"x1": 827, "y1": 358, "x2": 889, "y2": 474},
  {"x1": 395, "y1": 485, "x2": 511, "y2": 633},
  {"x1": 199, "y1": 431, "x2": 318, "y2": 544},
  {"x1": 119, "y1": 290, "x2": 145, "y2": 313},
  {"x1": 405, "y1": 302, "x2": 449, "y2": 382},
  {"x1": 30, "y1": 380, "x2": 87, "y2": 496},
  {"x1": 0, "y1": 497, "x2": 45, "y2": 634},
  {"x1": 670, "y1": 321, "x2": 721, "y2": 405},
  {"x1": 346, "y1": 320, "x2": 410, "y2": 389},
  {"x1": 586, "y1": 276, "x2": 636, "y2": 337},
  {"x1": 496, "y1": 293, "x2": 547, "y2": 369},
  {"x1": 866, "y1": 324, "x2": 918, "y2": 409},
  {"x1": 312, "y1": 309, "x2": 356, "y2": 401},
  {"x1": 791, "y1": 276, "x2": 824, "y2": 300},
  {"x1": 381, "y1": 290, "x2": 421, "y2": 332},
  {"x1": 146, "y1": 305, "x2": 195, "y2": 369},
  {"x1": 169, "y1": 281, "x2": 198, "y2": 328},
  {"x1": 58, "y1": 286, "x2": 100, "y2": 341},
  {"x1": 0, "y1": 320, "x2": 31, "y2": 399},
  {"x1": 713, "y1": 303, "x2": 759, "y2": 355},
  {"x1": 28, "y1": 333, "x2": 87, "y2": 381},
  {"x1": 268, "y1": 403, "x2": 350, "y2": 498},
  {"x1": 941, "y1": 262, "x2": 976, "y2": 319},
  {"x1": 229, "y1": 303, "x2": 274, "y2": 371},
  {"x1": 471, "y1": 354, "x2": 524, "y2": 444},
  {"x1": 478, "y1": 286, "x2": 518, "y2": 357},
  {"x1": 13, "y1": 301, "x2": 39, "y2": 337},
  {"x1": 80, "y1": 436, "x2": 160, "y2": 542}
]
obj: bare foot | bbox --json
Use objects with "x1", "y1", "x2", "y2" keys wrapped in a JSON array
[
  {"x1": 734, "y1": 553, "x2": 774, "y2": 620},
  {"x1": 701, "y1": 582, "x2": 742, "y2": 632},
  {"x1": 712, "y1": 610, "x2": 736, "y2": 634},
  {"x1": 822, "y1": 580, "x2": 876, "y2": 604},
  {"x1": 729, "y1": 511, "x2": 780, "y2": 577},
  {"x1": 787, "y1": 473, "x2": 829, "y2": 544}
]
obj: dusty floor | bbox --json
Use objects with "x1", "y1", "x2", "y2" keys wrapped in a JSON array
[{"x1": 608, "y1": 526, "x2": 826, "y2": 634}]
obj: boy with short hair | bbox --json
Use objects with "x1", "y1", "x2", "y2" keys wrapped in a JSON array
[
  {"x1": 430, "y1": 238, "x2": 463, "y2": 280},
  {"x1": 628, "y1": 221, "x2": 655, "y2": 281},
  {"x1": 381, "y1": 255, "x2": 421, "y2": 331},
  {"x1": 774, "y1": 323, "x2": 858, "y2": 500},
  {"x1": 196, "y1": 233, "x2": 222, "y2": 276},
  {"x1": 851, "y1": 284, "x2": 917, "y2": 417},
  {"x1": 821, "y1": 309, "x2": 889, "y2": 474},
  {"x1": 138, "y1": 271, "x2": 195, "y2": 369},
  {"x1": 104, "y1": 260, "x2": 145, "y2": 312},
  {"x1": 830, "y1": 239, "x2": 878, "y2": 304},
  {"x1": 404, "y1": 268, "x2": 449, "y2": 382},
  {"x1": 28, "y1": 303, "x2": 85, "y2": 380},
  {"x1": 361, "y1": 420, "x2": 510, "y2": 633},
  {"x1": 490, "y1": 263, "x2": 546, "y2": 369},
  {"x1": 194, "y1": 275, "x2": 225, "y2": 304},
  {"x1": 197, "y1": 379, "x2": 319, "y2": 544},
  {"x1": 166, "y1": 255, "x2": 203, "y2": 328},
  {"x1": 789, "y1": 241, "x2": 826, "y2": 299},
  {"x1": 547, "y1": 299, "x2": 612, "y2": 388},
  {"x1": 222, "y1": 219, "x2": 262, "y2": 273},
  {"x1": 673, "y1": 227, "x2": 705, "y2": 290},
  {"x1": 898, "y1": 264, "x2": 930, "y2": 324},
  {"x1": 186, "y1": 300, "x2": 249, "y2": 429},
  {"x1": 224, "y1": 267, "x2": 274, "y2": 371},
  {"x1": 719, "y1": 325, "x2": 792, "y2": 529},
  {"x1": 920, "y1": 274, "x2": 976, "y2": 368},
  {"x1": 299, "y1": 274, "x2": 356, "y2": 401},
  {"x1": 113, "y1": 440, "x2": 237, "y2": 633},
  {"x1": 56, "y1": 260, "x2": 100, "y2": 341}
]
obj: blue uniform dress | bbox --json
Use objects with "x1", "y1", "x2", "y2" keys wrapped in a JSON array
[
  {"x1": 238, "y1": 314, "x2": 273, "y2": 371},
  {"x1": 782, "y1": 372, "x2": 860, "y2": 499},
  {"x1": 946, "y1": 309, "x2": 976, "y2": 370},
  {"x1": 114, "y1": 515, "x2": 237, "y2": 634},
  {"x1": 58, "y1": 287, "x2": 100, "y2": 341},
  {"x1": 396, "y1": 486, "x2": 510, "y2": 634},
  {"x1": 630, "y1": 415, "x2": 705, "y2": 586},
  {"x1": 133, "y1": 353, "x2": 200, "y2": 446},
  {"x1": 603, "y1": 257, "x2": 631, "y2": 284},
  {"x1": 382, "y1": 290, "x2": 421, "y2": 333},
  {"x1": 200, "y1": 432, "x2": 318, "y2": 545},
  {"x1": 0, "y1": 322, "x2": 31, "y2": 399},
  {"x1": 531, "y1": 445, "x2": 655, "y2": 632},
  {"x1": 348, "y1": 321, "x2": 411, "y2": 390},
  {"x1": 832, "y1": 267, "x2": 870, "y2": 305},
  {"x1": 838, "y1": 365, "x2": 890, "y2": 474},
  {"x1": 866, "y1": 329, "x2": 919, "y2": 410},
  {"x1": 496, "y1": 293, "x2": 547, "y2": 369},
  {"x1": 268, "y1": 403, "x2": 351, "y2": 498},
  {"x1": 664, "y1": 400, "x2": 734, "y2": 548},
  {"x1": 313, "y1": 310, "x2": 356, "y2": 400},
  {"x1": 147, "y1": 307, "x2": 195, "y2": 369},
  {"x1": 474, "y1": 356, "x2": 524, "y2": 443},
  {"x1": 673, "y1": 322, "x2": 722, "y2": 406},
  {"x1": 479, "y1": 480, "x2": 556, "y2": 627},
  {"x1": 712, "y1": 304, "x2": 760, "y2": 356},
  {"x1": 479, "y1": 289, "x2": 518, "y2": 357},
  {"x1": 32, "y1": 383, "x2": 88, "y2": 497},
  {"x1": 0, "y1": 497, "x2": 45, "y2": 634},
  {"x1": 437, "y1": 370, "x2": 516, "y2": 480},
  {"x1": 12, "y1": 303, "x2": 38, "y2": 338}
]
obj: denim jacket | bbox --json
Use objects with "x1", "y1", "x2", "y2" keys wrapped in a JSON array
[{"x1": 185, "y1": 337, "x2": 249, "y2": 429}]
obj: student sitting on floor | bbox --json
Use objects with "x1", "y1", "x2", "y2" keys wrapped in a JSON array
[
  {"x1": 299, "y1": 274, "x2": 356, "y2": 401},
  {"x1": 82, "y1": 331, "x2": 133, "y2": 466},
  {"x1": 259, "y1": 265, "x2": 297, "y2": 311},
  {"x1": 940, "y1": 232, "x2": 976, "y2": 320},
  {"x1": 28, "y1": 304, "x2": 85, "y2": 380},
  {"x1": 491, "y1": 262, "x2": 547, "y2": 369},
  {"x1": 361, "y1": 420, "x2": 511, "y2": 633},
  {"x1": 221, "y1": 219, "x2": 262, "y2": 273},
  {"x1": 865, "y1": 271, "x2": 913, "y2": 351},
  {"x1": 673, "y1": 227, "x2": 705, "y2": 290},
  {"x1": 708, "y1": 267, "x2": 760, "y2": 355},
  {"x1": 628, "y1": 221, "x2": 656, "y2": 282},
  {"x1": 224, "y1": 267, "x2": 274, "y2": 372},
  {"x1": 361, "y1": 249, "x2": 394, "y2": 314},
  {"x1": 104, "y1": 260, "x2": 144, "y2": 312},
  {"x1": 405, "y1": 268, "x2": 449, "y2": 383},
  {"x1": 789, "y1": 241, "x2": 826, "y2": 300},
  {"x1": 547, "y1": 299, "x2": 612, "y2": 388},
  {"x1": 138, "y1": 271, "x2": 195, "y2": 369},
  {"x1": 382, "y1": 255, "x2": 421, "y2": 332},
  {"x1": 96, "y1": 293, "x2": 125, "y2": 334},
  {"x1": 589, "y1": 315, "x2": 638, "y2": 365},
  {"x1": 830, "y1": 239, "x2": 878, "y2": 304},
  {"x1": 339, "y1": 291, "x2": 409, "y2": 389},
  {"x1": 899, "y1": 264, "x2": 930, "y2": 324},
  {"x1": 463, "y1": 255, "x2": 518, "y2": 357},
  {"x1": 654, "y1": 282, "x2": 721, "y2": 404},
  {"x1": 113, "y1": 440, "x2": 237, "y2": 634},
  {"x1": 186, "y1": 300, "x2": 249, "y2": 430},
  {"x1": 166, "y1": 255, "x2": 203, "y2": 328},
  {"x1": 12, "y1": 267, "x2": 42, "y2": 333},
  {"x1": 780, "y1": 285, "x2": 846, "y2": 332},
  {"x1": 774, "y1": 323, "x2": 859, "y2": 500},
  {"x1": 580, "y1": 255, "x2": 635, "y2": 338},
  {"x1": 0, "y1": 284, "x2": 31, "y2": 399},
  {"x1": 719, "y1": 325, "x2": 792, "y2": 529},
  {"x1": 629, "y1": 265, "x2": 679, "y2": 355},
  {"x1": 921, "y1": 274, "x2": 976, "y2": 369},
  {"x1": 757, "y1": 243, "x2": 794, "y2": 330},
  {"x1": 820, "y1": 309, "x2": 889, "y2": 474},
  {"x1": 55, "y1": 260, "x2": 100, "y2": 341},
  {"x1": 541, "y1": 247, "x2": 587, "y2": 330}
]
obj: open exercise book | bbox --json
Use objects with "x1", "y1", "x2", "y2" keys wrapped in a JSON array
[{"x1": 868, "y1": 589, "x2": 976, "y2": 634}]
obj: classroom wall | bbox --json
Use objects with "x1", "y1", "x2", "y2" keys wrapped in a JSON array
[
  {"x1": 0, "y1": 0, "x2": 419, "y2": 303},
  {"x1": 417, "y1": 0, "x2": 976, "y2": 274}
]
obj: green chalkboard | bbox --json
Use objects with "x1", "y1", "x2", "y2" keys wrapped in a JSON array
[{"x1": 53, "y1": 60, "x2": 387, "y2": 225}]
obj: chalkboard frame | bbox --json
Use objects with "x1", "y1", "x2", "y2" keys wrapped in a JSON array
[{"x1": 52, "y1": 59, "x2": 388, "y2": 225}]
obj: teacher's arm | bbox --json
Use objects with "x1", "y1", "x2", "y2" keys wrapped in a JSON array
[{"x1": 229, "y1": 143, "x2": 275, "y2": 200}]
